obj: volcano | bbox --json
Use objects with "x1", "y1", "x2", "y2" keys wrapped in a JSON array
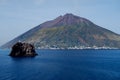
[{"x1": 1, "y1": 13, "x2": 120, "y2": 49}]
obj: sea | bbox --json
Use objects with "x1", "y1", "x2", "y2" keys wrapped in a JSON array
[{"x1": 0, "y1": 49, "x2": 120, "y2": 80}]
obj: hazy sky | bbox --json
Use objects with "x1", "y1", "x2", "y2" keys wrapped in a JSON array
[{"x1": 0, "y1": 0, "x2": 120, "y2": 45}]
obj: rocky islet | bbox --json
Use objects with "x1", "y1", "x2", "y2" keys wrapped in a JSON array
[{"x1": 9, "y1": 42, "x2": 38, "y2": 57}]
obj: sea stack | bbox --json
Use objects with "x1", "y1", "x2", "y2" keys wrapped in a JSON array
[{"x1": 9, "y1": 42, "x2": 38, "y2": 57}]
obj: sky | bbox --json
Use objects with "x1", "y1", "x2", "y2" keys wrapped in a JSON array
[{"x1": 0, "y1": 0, "x2": 120, "y2": 45}]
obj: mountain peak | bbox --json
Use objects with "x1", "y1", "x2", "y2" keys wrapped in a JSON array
[
  {"x1": 55, "y1": 13, "x2": 77, "y2": 20},
  {"x1": 64, "y1": 13, "x2": 75, "y2": 17},
  {"x1": 63, "y1": 13, "x2": 80, "y2": 19},
  {"x1": 41, "y1": 13, "x2": 82, "y2": 28},
  {"x1": 53, "y1": 13, "x2": 91, "y2": 26},
  {"x1": 63, "y1": 13, "x2": 79, "y2": 20}
]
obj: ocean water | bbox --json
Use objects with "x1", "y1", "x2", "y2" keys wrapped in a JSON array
[{"x1": 0, "y1": 49, "x2": 120, "y2": 80}]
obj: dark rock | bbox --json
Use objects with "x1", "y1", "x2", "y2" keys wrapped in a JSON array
[{"x1": 9, "y1": 42, "x2": 38, "y2": 57}]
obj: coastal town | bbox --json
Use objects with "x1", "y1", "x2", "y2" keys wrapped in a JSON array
[{"x1": 37, "y1": 45, "x2": 118, "y2": 50}]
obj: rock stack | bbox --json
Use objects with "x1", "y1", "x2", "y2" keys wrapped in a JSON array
[{"x1": 9, "y1": 42, "x2": 38, "y2": 57}]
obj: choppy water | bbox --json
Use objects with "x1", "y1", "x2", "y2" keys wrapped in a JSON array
[{"x1": 0, "y1": 49, "x2": 120, "y2": 80}]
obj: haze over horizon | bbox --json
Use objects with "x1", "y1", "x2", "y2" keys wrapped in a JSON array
[{"x1": 0, "y1": 0, "x2": 120, "y2": 45}]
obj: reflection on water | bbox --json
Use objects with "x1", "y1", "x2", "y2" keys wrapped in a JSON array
[{"x1": 0, "y1": 49, "x2": 120, "y2": 80}]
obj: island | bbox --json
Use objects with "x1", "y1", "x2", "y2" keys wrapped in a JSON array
[{"x1": 9, "y1": 42, "x2": 38, "y2": 57}]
